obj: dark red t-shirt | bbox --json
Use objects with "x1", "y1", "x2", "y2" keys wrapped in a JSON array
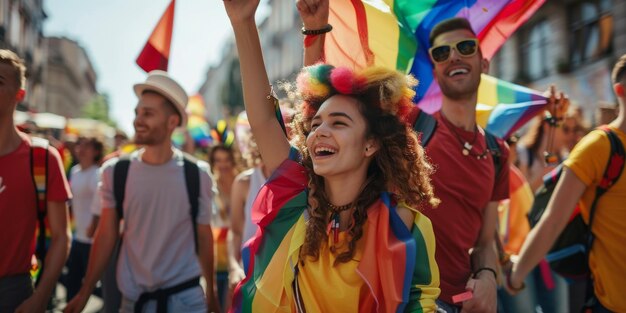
[
  {"x1": 0, "y1": 132, "x2": 72, "y2": 277},
  {"x1": 418, "y1": 111, "x2": 510, "y2": 304}
]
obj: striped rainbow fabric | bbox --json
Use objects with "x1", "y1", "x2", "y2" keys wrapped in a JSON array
[
  {"x1": 326, "y1": 0, "x2": 548, "y2": 138},
  {"x1": 476, "y1": 74, "x2": 548, "y2": 138},
  {"x1": 497, "y1": 165, "x2": 533, "y2": 254},
  {"x1": 230, "y1": 154, "x2": 439, "y2": 312}
]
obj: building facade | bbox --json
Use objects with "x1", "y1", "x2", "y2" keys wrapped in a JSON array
[
  {"x1": 0, "y1": 0, "x2": 47, "y2": 111},
  {"x1": 491, "y1": 0, "x2": 626, "y2": 124},
  {"x1": 43, "y1": 36, "x2": 98, "y2": 117}
]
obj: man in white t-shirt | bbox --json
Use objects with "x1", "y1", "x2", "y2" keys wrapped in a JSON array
[
  {"x1": 65, "y1": 137, "x2": 103, "y2": 301},
  {"x1": 65, "y1": 71, "x2": 220, "y2": 313}
]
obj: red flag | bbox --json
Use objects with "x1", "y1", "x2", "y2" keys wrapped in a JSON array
[{"x1": 136, "y1": 0, "x2": 175, "y2": 72}]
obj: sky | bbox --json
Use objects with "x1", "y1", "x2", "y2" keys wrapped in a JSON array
[{"x1": 44, "y1": 0, "x2": 261, "y2": 135}]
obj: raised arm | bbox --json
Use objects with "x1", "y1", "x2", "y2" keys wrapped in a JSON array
[
  {"x1": 224, "y1": 0, "x2": 290, "y2": 174},
  {"x1": 296, "y1": 0, "x2": 329, "y2": 66}
]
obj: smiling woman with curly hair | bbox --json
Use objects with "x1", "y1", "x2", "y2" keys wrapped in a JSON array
[{"x1": 224, "y1": 1, "x2": 440, "y2": 312}]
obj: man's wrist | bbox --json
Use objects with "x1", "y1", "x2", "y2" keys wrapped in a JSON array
[
  {"x1": 473, "y1": 267, "x2": 497, "y2": 282},
  {"x1": 302, "y1": 19, "x2": 329, "y2": 31}
]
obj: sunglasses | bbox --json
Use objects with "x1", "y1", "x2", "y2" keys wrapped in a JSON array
[{"x1": 428, "y1": 39, "x2": 479, "y2": 63}]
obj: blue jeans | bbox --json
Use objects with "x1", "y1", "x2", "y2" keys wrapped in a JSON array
[
  {"x1": 498, "y1": 266, "x2": 569, "y2": 313},
  {"x1": 436, "y1": 299, "x2": 461, "y2": 313},
  {"x1": 65, "y1": 240, "x2": 92, "y2": 300},
  {"x1": 120, "y1": 285, "x2": 207, "y2": 313}
]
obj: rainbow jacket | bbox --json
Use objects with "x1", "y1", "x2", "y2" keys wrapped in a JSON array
[{"x1": 231, "y1": 151, "x2": 440, "y2": 312}]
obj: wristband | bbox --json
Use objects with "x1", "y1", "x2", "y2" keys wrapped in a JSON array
[
  {"x1": 472, "y1": 267, "x2": 497, "y2": 280},
  {"x1": 301, "y1": 24, "x2": 333, "y2": 35},
  {"x1": 506, "y1": 273, "x2": 526, "y2": 292}
]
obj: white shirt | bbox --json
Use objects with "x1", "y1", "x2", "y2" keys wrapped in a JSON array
[{"x1": 69, "y1": 164, "x2": 99, "y2": 243}]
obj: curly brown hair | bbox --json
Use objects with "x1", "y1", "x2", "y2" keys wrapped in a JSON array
[{"x1": 291, "y1": 65, "x2": 439, "y2": 265}]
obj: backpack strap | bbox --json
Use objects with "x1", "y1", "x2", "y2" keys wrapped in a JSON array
[
  {"x1": 412, "y1": 110, "x2": 437, "y2": 147},
  {"x1": 182, "y1": 153, "x2": 201, "y2": 254},
  {"x1": 113, "y1": 156, "x2": 131, "y2": 220},
  {"x1": 30, "y1": 137, "x2": 49, "y2": 286},
  {"x1": 485, "y1": 130, "x2": 503, "y2": 178},
  {"x1": 526, "y1": 147, "x2": 535, "y2": 169},
  {"x1": 588, "y1": 127, "x2": 625, "y2": 238},
  {"x1": 583, "y1": 126, "x2": 625, "y2": 307}
]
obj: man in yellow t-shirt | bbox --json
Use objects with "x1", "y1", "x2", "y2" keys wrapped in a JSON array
[{"x1": 509, "y1": 54, "x2": 626, "y2": 312}]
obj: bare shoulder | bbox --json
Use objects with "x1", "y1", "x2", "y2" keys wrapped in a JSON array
[{"x1": 234, "y1": 168, "x2": 255, "y2": 183}]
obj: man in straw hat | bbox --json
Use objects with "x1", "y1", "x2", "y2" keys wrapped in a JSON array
[{"x1": 65, "y1": 70, "x2": 220, "y2": 313}]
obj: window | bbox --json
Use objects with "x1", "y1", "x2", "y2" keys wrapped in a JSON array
[
  {"x1": 520, "y1": 20, "x2": 550, "y2": 81},
  {"x1": 569, "y1": 0, "x2": 612, "y2": 67}
]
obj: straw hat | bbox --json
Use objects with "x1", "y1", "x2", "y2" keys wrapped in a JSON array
[{"x1": 133, "y1": 70, "x2": 188, "y2": 126}]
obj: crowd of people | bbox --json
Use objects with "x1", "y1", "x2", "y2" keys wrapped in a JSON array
[{"x1": 1, "y1": 0, "x2": 625, "y2": 312}]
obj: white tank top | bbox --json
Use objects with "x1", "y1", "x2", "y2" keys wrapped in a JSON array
[{"x1": 242, "y1": 167, "x2": 267, "y2": 245}]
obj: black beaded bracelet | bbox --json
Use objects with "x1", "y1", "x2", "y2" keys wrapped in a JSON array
[
  {"x1": 473, "y1": 267, "x2": 497, "y2": 280},
  {"x1": 301, "y1": 24, "x2": 333, "y2": 35}
]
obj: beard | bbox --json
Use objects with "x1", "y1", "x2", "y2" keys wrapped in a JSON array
[
  {"x1": 438, "y1": 72, "x2": 481, "y2": 100},
  {"x1": 134, "y1": 125, "x2": 168, "y2": 145}
]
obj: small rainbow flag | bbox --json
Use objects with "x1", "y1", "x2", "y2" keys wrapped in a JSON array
[
  {"x1": 476, "y1": 74, "x2": 547, "y2": 138},
  {"x1": 327, "y1": 0, "x2": 547, "y2": 138},
  {"x1": 186, "y1": 95, "x2": 213, "y2": 148}
]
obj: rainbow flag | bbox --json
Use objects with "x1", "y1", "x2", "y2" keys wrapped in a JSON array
[
  {"x1": 476, "y1": 74, "x2": 547, "y2": 138},
  {"x1": 327, "y1": 0, "x2": 547, "y2": 138},
  {"x1": 186, "y1": 95, "x2": 213, "y2": 148},
  {"x1": 498, "y1": 165, "x2": 533, "y2": 254}
]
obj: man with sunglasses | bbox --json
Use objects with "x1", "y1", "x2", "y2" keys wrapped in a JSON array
[
  {"x1": 421, "y1": 18, "x2": 569, "y2": 313},
  {"x1": 410, "y1": 18, "x2": 510, "y2": 313}
]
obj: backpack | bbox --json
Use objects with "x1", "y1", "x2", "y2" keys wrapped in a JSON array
[
  {"x1": 527, "y1": 126, "x2": 625, "y2": 280},
  {"x1": 113, "y1": 152, "x2": 202, "y2": 253},
  {"x1": 29, "y1": 137, "x2": 50, "y2": 286}
]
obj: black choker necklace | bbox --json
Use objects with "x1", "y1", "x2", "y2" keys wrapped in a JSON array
[
  {"x1": 326, "y1": 201, "x2": 354, "y2": 243},
  {"x1": 327, "y1": 202, "x2": 353, "y2": 213},
  {"x1": 441, "y1": 112, "x2": 490, "y2": 160}
]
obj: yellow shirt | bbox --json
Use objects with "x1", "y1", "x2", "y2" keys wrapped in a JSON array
[
  {"x1": 563, "y1": 126, "x2": 626, "y2": 312},
  {"x1": 297, "y1": 230, "x2": 369, "y2": 313}
]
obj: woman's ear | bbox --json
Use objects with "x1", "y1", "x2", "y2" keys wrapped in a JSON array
[{"x1": 364, "y1": 139, "x2": 380, "y2": 157}]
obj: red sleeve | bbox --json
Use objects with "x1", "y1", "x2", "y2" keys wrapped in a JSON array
[
  {"x1": 47, "y1": 145, "x2": 72, "y2": 202},
  {"x1": 491, "y1": 139, "x2": 510, "y2": 201}
]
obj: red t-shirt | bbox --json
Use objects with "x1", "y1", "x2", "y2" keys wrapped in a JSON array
[
  {"x1": 0, "y1": 132, "x2": 72, "y2": 277},
  {"x1": 418, "y1": 111, "x2": 509, "y2": 304}
]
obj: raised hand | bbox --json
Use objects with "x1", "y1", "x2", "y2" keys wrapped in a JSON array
[
  {"x1": 223, "y1": 0, "x2": 261, "y2": 25},
  {"x1": 544, "y1": 85, "x2": 570, "y2": 122},
  {"x1": 296, "y1": 0, "x2": 329, "y2": 29}
]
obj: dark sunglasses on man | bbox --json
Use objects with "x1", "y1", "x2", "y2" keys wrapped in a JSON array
[{"x1": 428, "y1": 39, "x2": 479, "y2": 64}]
